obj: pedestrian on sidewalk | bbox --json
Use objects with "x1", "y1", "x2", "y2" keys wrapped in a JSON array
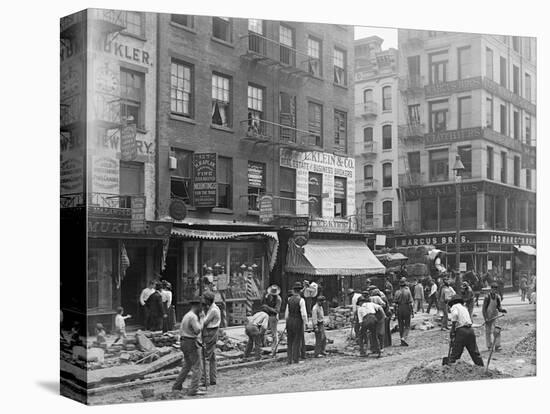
[
  {"x1": 244, "y1": 307, "x2": 270, "y2": 360},
  {"x1": 285, "y1": 282, "x2": 308, "y2": 364},
  {"x1": 426, "y1": 279, "x2": 438, "y2": 314},
  {"x1": 448, "y1": 295, "x2": 484, "y2": 366},
  {"x1": 482, "y1": 283, "x2": 507, "y2": 352},
  {"x1": 312, "y1": 295, "x2": 327, "y2": 357},
  {"x1": 262, "y1": 284, "x2": 282, "y2": 357},
  {"x1": 145, "y1": 282, "x2": 164, "y2": 331},
  {"x1": 439, "y1": 279, "x2": 456, "y2": 330},
  {"x1": 394, "y1": 278, "x2": 413, "y2": 346},
  {"x1": 201, "y1": 291, "x2": 220, "y2": 386},
  {"x1": 357, "y1": 296, "x2": 384, "y2": 357},
  {"x1": 172, "y1": 298, "x2": 205, "y2": 396},
  {"x1": 413, "y1": 279, "x2": 424, "y2": 313},
  {"x1": 112, "y1": 306, "x2": 131, "y2": 344}
]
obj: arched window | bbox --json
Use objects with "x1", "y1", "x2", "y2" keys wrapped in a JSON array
[
  {"x1": 382, "y1": 124, "x2": 392, "y2": 150},
  {"x1": 363, "y1": 89, "x2": 373, "y2": 103},
  {"x1": 382, "y1": 163, "x2": 392, "y2": 187},
  {"x1": 383, "y1": 200, "x2": 393, "y2": 227},
  {"x1": 363, "y1": 164, "x2": 373, "y2": 180},
  {"x1": 363, "y1": 127, "x2": 373, "y2": 142},
  {"x1": 382, "y1": 86, "x2": 392, "y2": 110}
]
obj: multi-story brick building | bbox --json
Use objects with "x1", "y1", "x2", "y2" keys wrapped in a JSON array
[
  {"x1": 395, "y1": 29, "x2": 536, "y2": 288},
  {"x1": 154, "y1": 13, "x2": 369, "y2": 324},
  {"x1": 354, "y1": 36, "x2": 400, "y2": 237}
]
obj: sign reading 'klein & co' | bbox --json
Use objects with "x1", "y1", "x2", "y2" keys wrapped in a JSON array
[{"x1": 193, "y1": 153, "x2": 217, "y2": 207}]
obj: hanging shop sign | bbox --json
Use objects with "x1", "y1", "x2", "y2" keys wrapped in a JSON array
[
  {"x1": 259, "y1": 195, "x2": 274, "y2": 224},
  {"x1": 130, "y1": 195, "x2": 146, "y2": 233},
  {"x1": 293, "y1": 216, "x2": 310, "y2": 247},
  {"x1": 375, "y1": 234, "x2": 387, "y2": 247},
  {"x1": 169, "y1": 198, "x2": 188, "y2": 221},
  {"x1": 309, "y1": 217, "x2": 352, "y2": 233},
  {"x1": 120, "y1": 124, "x2": 138, "y2": 161},
  {"x1": 248, "y1": 161, "x2": 266, "y2": 188},
  {"x1": 192, "y1": 153, "x2": 217, "y2": 207}
]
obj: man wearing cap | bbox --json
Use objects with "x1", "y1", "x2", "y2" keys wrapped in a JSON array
[
  {"x1": 413, "y1": 279, "x2": 425, "y2": 313},
  {"x1": 262, "y1": 285, "x2": 282, "y2": 357},
  {"x1": 393, "y1": 278, "x2": 413, "y2": 346},
  {"x1": 311, "y1": 295, "x2": 327, "y2": 357},
  {"x1": 172, "y1": 298, "x2": 205, "y2": 396},
  {"x1": 244, "y1": 306, "x2": 270, "y2": 360},
  {"x1": 285, "y1": 282, "x2": 309, "y2": 364},
  {"x1": 201, "y1": 291, "x2": 220, "y2": 386},
  {"x1": 461, "y1": 281, "x2": 475, "y2": 318},
  {"x1": 448, "y1": 294, "x2": 484, "y2": 366},
  {"x1": 482, "y1": 283, "x2": 507, "y2": 351},
  {"x1": 357, "y1": 296, "x2": 384, "y2": 357},
  {"x1": 439, "y1": 279, "x2": 456, "y2": 330}
]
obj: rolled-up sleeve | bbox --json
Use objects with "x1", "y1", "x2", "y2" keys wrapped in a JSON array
[{"x1": 300, "y1": 298, "x2": 308, "y2": 324}]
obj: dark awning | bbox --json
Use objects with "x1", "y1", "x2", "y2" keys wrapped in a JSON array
[{"x1": 285, "y1": 239, "x2": 386, "y2": 276}]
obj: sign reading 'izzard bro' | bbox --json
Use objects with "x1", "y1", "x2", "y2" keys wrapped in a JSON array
[{"x1": 193, "y1": 153, "x2": 217, "y2": 207}]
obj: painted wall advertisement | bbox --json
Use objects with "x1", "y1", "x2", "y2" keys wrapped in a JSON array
[
  {"x1": 130, "y1": 195, "x2": 146, "y2": 233},
  {"x1": 259, "y1": 195, "x2": 274, "y2": 224},
  {"x1": 60, "y1": 155, "x2": 83, "y2": 195},
  {"x1": 193, "y1": 153, "x2": 217, "y2": 207},
  {"x1": 91, "y1": 156, "x2": 119, "y2": 194}
]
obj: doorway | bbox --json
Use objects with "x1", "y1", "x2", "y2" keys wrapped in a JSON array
[{"x1": 121, "y1": 246, "x2": 146, "y2": 326}]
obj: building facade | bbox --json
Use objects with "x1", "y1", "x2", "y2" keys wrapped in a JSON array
[
  {"x1": 354, "y1": 36, "x2": 400, "y2": 237},
  {"x1": 155, "y1": 13, "x2": 357, "y2": 323},
  {"x1": 396, "y1": 29, "x2": 536, "y2": 288}
]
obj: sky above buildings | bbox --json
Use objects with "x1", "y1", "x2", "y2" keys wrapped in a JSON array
[{"x1": 354, "y1": 26, "x2": 398, "y2": 49}]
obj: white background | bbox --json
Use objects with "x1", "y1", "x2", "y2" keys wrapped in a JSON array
[{"x1": 0, "y1": 0, "x2": 547, "y2": 413}]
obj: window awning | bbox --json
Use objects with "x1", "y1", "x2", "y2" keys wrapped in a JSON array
[
  {"x1": 171, "y1": 228, "x2": 279, "y2": 270},
  {"x1": 286, "y1": 239, "x2": 386, "y2": 276},
  {"x1": 376, "y1": 252, "x2": 408, "y2": 262},
  {"x1": 514, "y1": 245, "x2": 536, "y2": 256}
]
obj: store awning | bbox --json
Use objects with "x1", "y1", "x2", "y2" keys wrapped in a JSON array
[
  {"x1": 286, "y1": 239, "x2": 386, "y2": 276},
  {"x1": 514, "y1": 245, "x2": 536, "y2": 256},
  {"x1": 171, "y1": 228, "x2": 279, "y2": 270},
  {"x1": 377, "y1": 252, "x2": 408, "y2": 262}
]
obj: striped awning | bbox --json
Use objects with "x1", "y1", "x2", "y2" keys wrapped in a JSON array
[
  {"x1": 286, "y1": 238, "x2": 386, "y2": 276},
  {"x1": 171, "y1": 228, "x2": 279, "y2": 270}
]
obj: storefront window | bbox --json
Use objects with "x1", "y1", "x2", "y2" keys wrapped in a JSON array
[
  {"x1": 440, "y1": 196, "x2": 456, "y2": 230},
  {"x1": 461, "y1": 193, "x2": 477, "y2": 229},
  {"x1": 334, "y1": 177, "x2": 347, "y2": 218},
  {"x1": 421, "y1": 197, "x2": 438, "y2": 231},
  {"x1": 88, "y1": 248, "x2": 114, "y2": 312}
]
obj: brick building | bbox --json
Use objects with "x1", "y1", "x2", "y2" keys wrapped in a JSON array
[{"x1": 395, "y1": 29, "x2": 536, "y2": 288}]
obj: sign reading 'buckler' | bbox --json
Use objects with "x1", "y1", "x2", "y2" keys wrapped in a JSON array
[{"x1": 192, "y1": 153, "x2": 217, "y2": 207}]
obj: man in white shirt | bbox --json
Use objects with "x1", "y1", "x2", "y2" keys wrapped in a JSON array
[
  {"x1": 357, "y1": 297, "x2": 384, "y2": 357},
  {"x1": 303, "y1": 280, "x2": 319, "y2": 316},
  {"x1": 311, "y1": 295, "x2": 327, "y2": 357},
  {"x1": 426, "y1": 279, "x2": 438, "y2": 314},
  {"x1": 448, "y1": 295, "x2": 483, "y2": 366},
  {"x1": 348, "y1": 289, "x2": 363, "y2": 338},
  {"x1": 139, "y1": 280, "x2": 155, "y2": 329},
  {"x1": 285, "y1": 282, "x2": 309, "y2": 364},
  {"x1": 244, "y1": 307, "x2": 270, "y2": 360},
  {"x1": 202, "y1": 291, "x2": 220, "y2": 385}
]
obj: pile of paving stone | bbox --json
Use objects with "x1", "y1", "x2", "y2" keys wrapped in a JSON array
[
  {"x1": 514, "y1": 330, "x2": 536, "y2": 355},
  {"x1": 327, "y1": 306, "x2": 353, "y2": 330},
  {"x1": 400, "y1": 360, "x2": 511, "y2": 385}
]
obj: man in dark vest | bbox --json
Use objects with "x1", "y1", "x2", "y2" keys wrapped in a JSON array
[
  {"x1": 284, "y1": 282, "x2": 309, "y2": 364},
  {"x1": 394, "y1": 277, "x2": 413, "y2": 346},
  {"x1": 262, "y1": 284, "x2": 282, "y2": 357},
  {"x1": 146, "y1": 282, "x2": 165, "y2": 331}
]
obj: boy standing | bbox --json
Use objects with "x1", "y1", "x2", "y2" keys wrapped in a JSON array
[
  {"x1": 311, "y1": 295, "x2": 327, "y2": 357},
  {"x1": 113, "y1": 306, "x2": 131, "y2": 344}
]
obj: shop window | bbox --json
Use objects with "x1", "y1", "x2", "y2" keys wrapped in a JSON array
[
  {"x1": 334, "y1": 48, "x2": 347, "y2": 85},
  {"x1": 247, "y1": 84, "x2": 264, "y2": 135},
  {"x1": 212, "y1": 17, "x2": 232, "y2": 43},
  {"x1": 88, "y1": 248, "x2": 113, "y2": 311},
  {"x1": 382, "y1": 200, "x2": 392, "y2": 227},
  {"x1": 307, "y1": 36, "x2": 322, "y2": 77},
  {"x1": 440, "y1": 196, "x2": 456, "y2": 231},
  {"x1": 124, "y1": 11, "x2": 144, "y2": 37},
  {"x1": 308, "y1": 102, "x2": 323, "y2": 146},
  {"x1": 279, "y1": 92, "x2": 297, "y2": 142},
  {"x1": 458, "y1": 146, "x2": 472, "y2": 178},
  {"x1": 382, "y1": 125, "x2": 392, "y2": 150},
  {"x1": 487, "y1": 146, "x2": 494, "y2": 180},
  {"x1": 334, "y1": 177, "x2": 347, "y2": 218},
  {"x1": 171, "y1": 149, "x2": 193, "y2": 205},
  {"x1": 457, "y1": 46, "x2": 471, "y2": 79},
  {"x1": 217, "y1": 156, "x2": 232, "y2": 209},
  {"x1": 308, "y1": 172, "x2": 322, "y2": 218},
  {"x1": 334, "y1": 110, "x2": 347, "y2": 151},
  {"x1": 429, "y1": 149, "x2": 449, "y2": 182},
  {"x1": 382, "y1": 86, "x2": 392, "y2": 111},
  {"x1": 429, "y1": 99, "x2": 448, "y2": 132},
  {"x1": 280, "y1": 167, "x2": 296, "y2": 215},
  {"x1": 212, "y1": 73, "x2": 231, "y2": 127},
  {"x1": 171, "y1": 14, "x2": 194, "y2": 29},
  {"x1": 485, "y1": 194, "x2": 495, "y2": 229},
  {"x1": 458, "y1": 96, "x2": 472, "y2": 129},
  {"x1": 170, "y1": 60, "x2": 193, "y2": 117},
  {"x1": 382, "y1": 163, "x2": 392, "y2": 187},
  {"x1": 461, "y1": 193, "x2": 477, "y2": 230},
  {"x1": 429, "y1": 50, "x2": 448, "y2": 84},
  {"x1": 120, "y1": 68, "x2": 144, "y2": 128},
  {"x1": 247, "y1": 161, "x2": 266, "y2": 211},
  {"x1": 119, "y1": 161, "x2": 144, "y2": 208},
  {"x1": 421, "y1": 198, "x2": 438, "y2": 231},
  {"x1": 495, "y1": 195, "x2": 506, "y2": 230}
]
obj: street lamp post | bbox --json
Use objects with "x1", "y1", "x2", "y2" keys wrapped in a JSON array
[{"x1": 452, "y1": 155, "x2": 465, "y2": 274}]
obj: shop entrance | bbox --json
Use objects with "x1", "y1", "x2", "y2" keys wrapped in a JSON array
[{"x1": 122, "y1": 247, "x2": 146, "y2": 326}]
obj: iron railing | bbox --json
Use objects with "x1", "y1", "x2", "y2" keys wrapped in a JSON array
[{"x1": 240, "y1": 118, "x2": 321, "y2": 148}]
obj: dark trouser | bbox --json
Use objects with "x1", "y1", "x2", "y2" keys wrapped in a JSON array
[
  {"x1": 142, "y1": 306, "x2": 150, "y2": 330},
  {"x1": 397, "y1": 308, "x2": 411, "y2": 341},
  {"x1": 359, "y1": 314, "x2": 379, "y2": 355},
  {"x1": 305, "y1": 297, "x2": 313, "y2": 316},
  {"x1": 202, "y1": 327, "x2": 218, "y2": 384},
  {"x1": 375, "y1": 317, "x2": 385, "y2": 350},
  {"x1": 466, "y1": 301, "x2": 474, "y2": 318},
  {"x1": 449, "y1": 326, "x2": 484, "y2": 367},
  {"x1": 441, "y1": 302, "x2": 449, "y2": 328},
  {"x1": 314, "y1": 323, "x2": 327, "y2": 356},
  {"x1": 244, "y1": 324, "x2": 262, "y2": 359},
  {"x1": 426, "y1": 295, "x2": 438, "y2": 313},
  {"x1": 173, "y1": 338, "x2": 203, "y2": 395},
  {"x1": 384, "y1": 316, "x2": 392, "y2": 347},
  {"x1": 300, "y1": 330, "x2": 306, "y2": 359},
  {"x1": 286, "y1": 316, "x2": 303, "y2": 364},
  {"x1": 415, "y1": 298, "x2": 424, "y2": 313},
  {"x1": 520, "y1": 288, "x2": 526, "y2": 302},
  {"x1": 149, "y1": 314, "x2": 163, "y2": 331}
]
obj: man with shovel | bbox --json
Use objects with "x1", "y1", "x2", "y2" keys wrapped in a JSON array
[
  {"x1": 482, "y1": 283, "x2": 507, "y2": 351},
  {"x1": 447, "y1": 294, "x2": 484, "y2": 366}
]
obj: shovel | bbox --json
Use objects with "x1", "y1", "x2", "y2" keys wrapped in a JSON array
[
  {"x1": 442, "y1": 335, "x2": 454, "y2": 366},
  {"x1": 471, "y1": 314, "x2": 504, "y2": 329},
  {"x1": 485, "y1": 325, "x2": 503, "y2": 373}
]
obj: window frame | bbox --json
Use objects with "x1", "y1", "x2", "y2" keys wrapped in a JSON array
[
  {"x1": 124, "y1": 11, "x2": 145, "y2": 38},
  {"x1": 457, "y1": 46, "x2": 471, "y2": 80},
  {"x1": 333, "y1": 177, "x2": 347, "y2": 218},
  {"x1": 217, "y1": 156, "x2": 233, "y2": 209},
  {"x1": 382, "y1": 124, "x2": 392, "y2": 150},
  {"x1": 487, "y1": 146, "x2": 494, "y2": 180},
  {"x1": 486, "y1": 97, "x2": 493, "y2": 129},
  {"x1": 333, "y1": 47, "x2": 347, "y2": 86},
  {"x1": 211, "y1": 73, "x2": 232, "y2": 128},
  {"x1": 485, "y1": 47, "x2": 494, "y2": 80},
  {"x1": 382, "y1": 163, "x2": 392, "y2": 188},
  {"x1": 212, "y1": 16, "x2": 233, "y2": 43},
  {"x1": 429, "y1": 148, "x2": 449, "y2": 182},
  {"x1": 171, "y1": 14, "x2": 195, "y2": 29},
  {"x1": 501, "y1": 151, "x2": 508, "y2": 183},
  {"x1": 429, "y1": 99, "x2": 448, "y2": 133},
  {"x1": 307, "y1": 101, "x2": 323, "y2": 147},
  {"x1": 429, "y1": 50, "x2": 448, "y2": 84},
  {"x1": 382, "y1": 200, "x2": 393, "y2": 228},
  {"x1": 170, "y1": 148, "x2": 194, "y2": 205},
  {"x1": 382, "y1": 86, "x2": 392, "y2": 111},
  {"x1": 170, "y1": 59, "x2": 194, "y2": 118},
  {"x1": 458, "y1": 96, "x2": 472, "y2": 129},
  {"x1": 334, "y1": 110, "x2": 347, "y2": 151},
  {"x1": 307, "y1": 36, "x2": 323, "y2": 77},
  {"x1": 120, "y1": 68, "x2": 145, "y2": 129}
]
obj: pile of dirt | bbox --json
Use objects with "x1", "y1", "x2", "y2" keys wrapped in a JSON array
[
  {"x1": 514, "y1": 330, "x2": 536, "y2": 355},
  {"x1": 400, "y1": 360, "x2": 511, "y2": 385}
]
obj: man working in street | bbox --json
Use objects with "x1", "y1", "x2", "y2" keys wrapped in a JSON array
[
  {"x1": 482, "y1": 282, "x2": 507, "y2": 351},
  {"x1": 139, "y1": 280, "x2": 156, "y2": 330},
  {"x1": 439, "y1": 279, "x2": 456, "y2": 330},
  {"x1": 348, "y1": 288, "x2": 363, "y2": 338},
  {"x1": 311, "y1": 295, "x2": 327, "y2": 357},
  {"x1": 461, "y1": 281, "x2": 475, "y2": 318},
  {"x1": 244, "y1": 306, "x2": 270, "y2": 360},
  {"x1": 413, "y1": 279, "x2": 424, "y2": 313},
  {"x1": 285, "y1": 282, "x2": 309, "y2": 364},
  {"x1": 172, "y1": 298, "x2": 205, "y2": 396},
  {"x1": 201, "y1": 291, "x2": 220, "y2": 386},
  {"x1": 357, "y1": 296, "x2": 385, "y2": 357},
  {"x1": 448, "y1": 294, "x2": 484, "y2": 366},
  {"x1": 394, "y1": 278, "x2": 413, "y2": 346},
  {"x1": 262, "y1": 284, "x2": 282, "y2": 357},
  {"x1": 426, "y1": 278, "x2": 438, "y2": 314},
  {"x1": 302, "y1": 280, "x2": 318, "y2": 317},
  {"x1": 368, "y1": 287, "x2": 388, "y2": 351}
]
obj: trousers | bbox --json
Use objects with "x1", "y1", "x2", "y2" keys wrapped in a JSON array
[
  {"x1": 314, "y1": 323, "x2": 327, "y2": 356},
  {"x1": 359, "y1": 314, "x2": 379, "y2": 355},
  {"x1": 449, "y1": 326, "x2": 484, "y2": 366},
  {"x1": 397, "y1": 309, "x2": 411, "y2": 340},
  {"x1": 286, "y1": 316, "x2": 304, "y2": 364},
  {"x1": 485, "y1": 319, "x2": 501, "y2": 350},
  {"x1": 415, "y1": 298, "x2": 424, "y2": 313},
  {"x1": 244, "y1": 324, "x2": 262, "y2": 359},
  {"x1": 202, "y1": 327, "x2": 218, "y2": 384},
  {"x1": 268, "y1": 316, "x2": 279, "y2": 356},
  {"x1": 173, "y1": 338, "x2": 203, "y2": 395},
  {"x1": 426, "y1": 295, "x2": 438, "y2": 313}
]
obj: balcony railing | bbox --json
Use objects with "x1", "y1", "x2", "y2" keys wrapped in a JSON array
[
  {"x1": 60, "y1": 193, "x2": 85, "y2": 208},
  {"x1": 361, "y1": 217, "x2": 381, "y2": 229},
  {"x1": 240, "y1": 33, "x2": 318, "y2": 78},
  {"x1": 398, "y1": 123, "x2": 425, "y2": 140},
  {"x1": 356, "y1": 101, "x2": 378, "y2": 119},
  {"x1": 398, "y1": 172, "x2": 426, "y2": 187},
  {"x1": 357, "y1": 178, "x2": 379, "y2": 193},
  {"x1": 240, "y1": 118, "x2": 321, "y2": 149},
  {"x1": 91, "y1": 95, "x2": 122, "y2": 129},
  {"x1": 362, "y1": 140, "x2": 378, "y2": 155}
]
